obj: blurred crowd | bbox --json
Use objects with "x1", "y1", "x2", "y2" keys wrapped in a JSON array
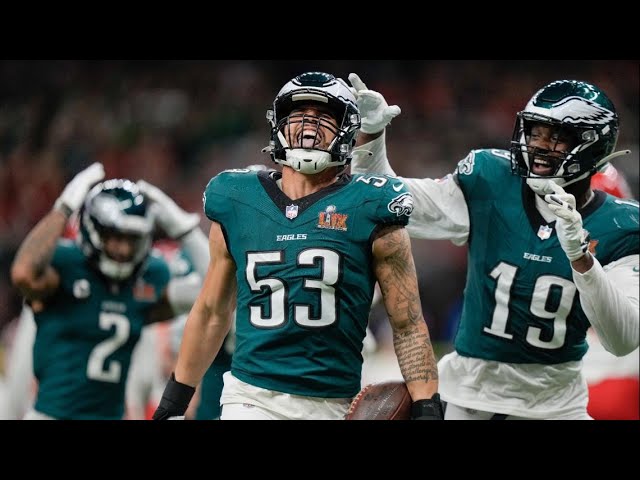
[{"x1": 1, "y1": 60, "x2": 637, "y2": 341}]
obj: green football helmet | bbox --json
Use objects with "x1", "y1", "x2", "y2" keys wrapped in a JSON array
[
  {"x1": 79, "y1": 179, "x2": 154, "y2": 281},
  {"x1": 264, "y1": 71, "x2": 361, "y2": 174},
  {"x1": 510, "y1": 80, "x2": 622, "y2": 188}
]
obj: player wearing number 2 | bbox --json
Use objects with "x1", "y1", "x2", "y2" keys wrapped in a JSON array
[
  {"x1": 350, "y1": 74, "x2": 639, "y2": 419},
  {"x1": 152, "y1": 72, "x2": 443, "y2": 420},
  {"x1": 10, "y1": 164, "x2": 209, "y2": 419}
]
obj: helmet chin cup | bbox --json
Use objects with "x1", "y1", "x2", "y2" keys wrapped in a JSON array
[
  {"x1": 283, "y1": 149, "x2": 333, "y2": 174},
  {"x1": 98, "y1": 254, "x2": 135, "y2": 280}
]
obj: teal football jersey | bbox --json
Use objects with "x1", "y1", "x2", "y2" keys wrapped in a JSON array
[
  {"x1": 203, "y1": 169, "x2": 412, "y2": 398},
  {"x1": 454, "y1": 149, "x2": 639, "y2": 364},
  {"x1": 33, "y1": 240, "x2": 171, "y2": 419}
]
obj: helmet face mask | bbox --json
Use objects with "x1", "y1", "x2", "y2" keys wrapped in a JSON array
[
  {"x1": 79, "y1": 179, "x2": 154, "y2": 281},
  {"x1": 265, "y1": 72, "x2": 361, "y2": 174},
  {"x1": 510, "y1": 80, "x2": 620, "y2": 189}
]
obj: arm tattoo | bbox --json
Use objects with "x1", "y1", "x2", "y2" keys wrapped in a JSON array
[
  {"x1": 14, "y1": 210, "x2": 67, "y2": 278},
  {"x1": 375, "y1": 225, "x2": 438, "y2": 383},
  {"x1": 374, "y1": 225, "x2": 421, "y2": 326},
  {"x1": 393, "y1": 326, "x2": 438, "y2": 383}
]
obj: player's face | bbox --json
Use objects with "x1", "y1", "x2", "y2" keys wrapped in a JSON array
[
  {"x1": 527, "y1": 123, "x2": 577, "y2": 176},
  {"x1": 282, "y1": 106, "x2": 339, "y2": 150},
  {"x1": 102, "y1": 231, "x2": 139, "y2": 263}
]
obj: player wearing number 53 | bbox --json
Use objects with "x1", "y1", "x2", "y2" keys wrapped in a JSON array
[
  {"x1": 350, "y1": 74, "x2": 639, "y2": 419},
  {"x1": 10, "y1": 163, "x2": 209, "y2": 419},
  {"x1": 153, "y1": 72, "x2": 443, "y2": 420}
]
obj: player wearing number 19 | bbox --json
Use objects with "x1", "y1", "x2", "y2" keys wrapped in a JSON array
[
  {"x1": 153, "y1": 72, "x2": 442, "y2": 420},
  {"x1": 350, "y1": 74, "x2": 639, "y2": 419},
  {"x1": 10, "y1": 164, "x2": 209, "y2": 419}
]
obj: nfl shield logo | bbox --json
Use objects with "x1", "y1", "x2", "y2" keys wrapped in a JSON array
[
  {"x1": 286, "y1": 204, "x2": 299, "y2": 220},
  {"x1": 537, "y1": 224, "x2": 553, "y2": 240}
]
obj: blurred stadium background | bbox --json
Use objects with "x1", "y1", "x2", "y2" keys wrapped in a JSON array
[{"x1": 0, "y1": 60, "x2": 637, "y2": 381}]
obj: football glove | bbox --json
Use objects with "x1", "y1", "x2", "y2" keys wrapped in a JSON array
[
  {"x1": 411, "y1": 393, "x2": 444, "y2": 420},
  {"x1": 54, "y1": 162, "x2": 105, "y2": 217},
  {"x1": 544, "y1": 182, "x2": 589, "y2": 262},
  {"x1": 152, "y1": 373, "x2": 196, "y2": 420},
  {"x1": 137, "y1": 180, "x2": 200, "y2": 239},
  {"x1": 348, "y1": 73, "x2": 401, "y2": 134}
]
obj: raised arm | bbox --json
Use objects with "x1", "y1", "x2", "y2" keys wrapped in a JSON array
[
  {"x1": 348, "y1": 73, "x2": 470, "y2": 243},
  {"x1": 11, "y1": 162, "x2": 105, "y2": 302}
]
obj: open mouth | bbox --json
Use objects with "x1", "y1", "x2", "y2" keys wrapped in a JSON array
[
  {"x1": 298, "y1": 131, "x2": 322, "y2": 149},
  {"x1": 531, "y1": 157, "x2": 559, "y2": 176}
]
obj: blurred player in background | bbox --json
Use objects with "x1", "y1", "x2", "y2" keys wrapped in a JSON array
[
  {"x1": 584, "y1": 164, "x2": 639, "y2": 420},
  {"x1": 2, "y1": 179, "x2": 242, "y2": 421},
  {"x1": 128, "y1": 165, "x2": 271, "y2": 420},
  {"x1": 0, "y1": 217, "x2": 83, "y2": 419},
  {"x1": 9, "y1": 163, "x2": 209, "y2": 419},
  {"x1": 152, "y1": 72, "x2": 442, "y2": 420},
  {"x1": 124, "y1": 240, "x2": 193, "y2": 420},
  {"x1": 350, "y1": 74, "x2": 639, "y2": 419}
]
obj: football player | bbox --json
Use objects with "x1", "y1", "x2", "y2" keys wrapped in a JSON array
[
  {"x1": 583, "y1": 164, "x2": 639, "y2": 420},
  {"x1": 153, "y1": 72, "x2": 443, "y2": 420},
  {"x1": 10, "y1": 164, "x2": 209, "y2": 419},
  {"x1": 350, "y1": 74, "x2": 639, "y2": 419}
]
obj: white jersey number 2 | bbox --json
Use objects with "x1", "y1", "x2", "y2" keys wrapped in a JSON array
[{"x1": 86, "y1": 312, "x2": 131, "y2": 383}]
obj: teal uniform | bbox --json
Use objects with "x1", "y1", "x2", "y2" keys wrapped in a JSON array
[
  {"x1": 169, "y1": 247, "x2": 233, "y2": 420},
  {"x1": 203, "y1": 169, "x2": 412, "y2": 398},
  {"x1": 454, "y1": 149, "x2": 639, "y2": 364},
  {"x1": 32, "y1": 240, "x2": 170, "y2": 419},
  {"x1": 162, "y1": 246, "x2": 233, "y2": 420},
  {"x1": 194, "y1": 348, "x2": 232, "y2": 420}
]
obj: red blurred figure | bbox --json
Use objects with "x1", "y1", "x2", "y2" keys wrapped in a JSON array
[
  {"x1": 591, "y1": 163, "x2": 633, "y2": 199},
  {"x1": 585, "y1": 163, "x2": 639, "y2": 420}
]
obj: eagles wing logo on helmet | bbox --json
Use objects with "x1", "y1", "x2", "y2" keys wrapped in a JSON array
[
  {"x1": 388, "y1": 193, "x2": 414, "y2": 217},
  {"x1": 539, "y1": 96, "x2": 617, "y2": 125}
]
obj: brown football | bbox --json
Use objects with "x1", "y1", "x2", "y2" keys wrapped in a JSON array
[{"x1": 344, "y1": 381, "x2": 411, "y2": 420}]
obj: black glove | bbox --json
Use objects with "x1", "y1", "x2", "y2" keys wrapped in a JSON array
[
  {"x1": 411, "y1": 393, "x2": 444, "y2": 420},
  {"x1": 152, "y1": 373, "x2": 196, "y2": 420}
]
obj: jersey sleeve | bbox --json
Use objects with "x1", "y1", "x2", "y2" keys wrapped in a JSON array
[
  {"x1": 202, "y1": 171, "x2": 241, "y2": 225},
  {"x1": 605, "y1": 200, "x2": 639, "y2": 260},
  {"x1": 50, "y1": 240, "x2": 86, "y2": 294},
  {"x1": 203, "y1": 174, "x2": 223, "y2": 223},
  {"x1": 455, "y1": 149, "x2": 513, "y2": 198},
  {"x1": 372, "y1": 174, "x2": 414, "y2": 227},
  {"x1": 143, "y1": 253, "x2": 172, "y2": 295},
  {"x1": 51, "y1": 239, "x2": 82, "y2": 271}
]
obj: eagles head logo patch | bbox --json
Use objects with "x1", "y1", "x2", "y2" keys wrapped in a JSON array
[{"x1": 388, "y1": 193, "x2": 414, "y2": 217}]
